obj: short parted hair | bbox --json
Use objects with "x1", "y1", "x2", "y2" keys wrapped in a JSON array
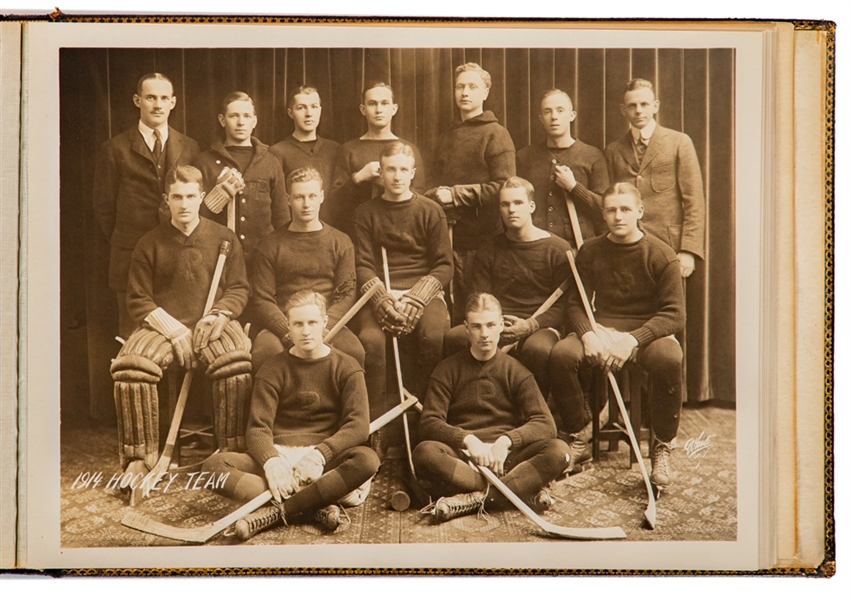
[
  {"x1": 454, "y1": 62, "x2": 492, "y2": 89},
  {"x1": 540, "y1": 88, "x2": 574, "y2": 110},
  {"x1": 465, "y1": 292, "x2": 502, "y2": 319},
  {"x1": 500, "y1": 176, "x2": 535, "y2": 203},
  {"x1": 283, "y1": 289, "x2": 327, "y2": 319},
  {"x1": 164, "y1": 164, "x2": 204, "y2": 192},
  {"x1": 379, "y1": 140, "x2": 416, "y2": 166},
  {"x1": 288, "y1": 166, "x2": 324, "y2": 191},
  {"x1": 220, "y1": 91, "x2": 255, "y2": 116},
  {"x1": 601, "y1": 182, "x2": 643, "y2": 208},
  {"x1": 624, "y1": 78, "x2": 655, "y2": 96},
  {"x1": 288, "y1": 85, "x2": 320, "y2": 108},
  {"x1": 136, "y1": 73, "x2": 174, "y2": 96},
  {"x1": 362, "y1": 81, "x2": 395, "y2": 102}
]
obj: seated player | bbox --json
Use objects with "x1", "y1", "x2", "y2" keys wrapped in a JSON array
[
  {"x1": 445, "y1": 177, "x2": 572, "y2": 409},
  {"x1": 194, "y1": 91, "x2": 288, "y2": 264},
  {"x1": 203, "y1": 291, "x2": 380, "y2": 540},
  {"x1": 352, "y1": 141, "x2": 452, "y2": 450},
  {"x1": 516, "y1": 89, "x2": 609, "y2": 249},
  {"x1": 110, "y1": 164, "x2": 251, "y2": 484},
  {"x1": 269, "y1": 85, "x2": 342, "y2": 207},
  {"x1": 414, "y1": 293, "x2": 570, "y2": 522},
  {"x1": 550, "y1": 182, "x2": 685, "y2": 490},
  {"x1": 250, "y1": 166, "x2": 364, "y2": 373},
  {"x1": 329, "y1": 82, "x2": 426, "y2": 237}
]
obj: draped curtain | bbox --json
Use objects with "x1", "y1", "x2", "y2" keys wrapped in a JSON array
[{"x1": 59, "y1": 47, "x2": 736, "y2": 419}]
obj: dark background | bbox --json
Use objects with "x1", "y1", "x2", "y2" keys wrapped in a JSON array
[{"x1": 60, "y1": 47, "x2": 736, "y2": 421}]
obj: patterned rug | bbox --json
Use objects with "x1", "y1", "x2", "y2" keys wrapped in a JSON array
[{"x1": 60, "y1": 403, "x2": 736, "y2": 547}]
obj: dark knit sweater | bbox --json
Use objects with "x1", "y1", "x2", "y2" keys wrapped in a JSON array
[
  {"x1": 247, "y1": 348, "x2": 369, "y2": 466},
  {"x1": 468, "y1": 233, "x2": 573, "y2": 331},
  {"x1": 516, "y1": 140, "x2": 609, "y2": 246},
  {"x1": 251, "y1": 223, "x2": 356, "y2": 337},
  {"x1": 328, "y1": 137, "x2": 425, "y2": 236},
  {"x1": 420, "y1": 350, "x2": 556, "y2": 450},
  {"x1": 126, "y1": 218, "x2": 249, "y2": 328},
  {"x1": 193, "y1": 137, "x2": 289, "y2": 262},
  {"x1": 353, "y1": 193, "x2": 453, "y2": 291},
  {"x1": 567, "y1": 233, "x2": 685, "y2": 347},
  {"x1": 428, "y1": 111, "x2": 516, "y2": 251},
  {"x1": 268, "y1": 135, "x2": 341, "y2": 197}
]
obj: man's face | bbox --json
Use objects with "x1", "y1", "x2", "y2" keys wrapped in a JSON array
[
  {"x1": 499, "y1": 186, "x2": 535, "y2": 231},
  {"x1": 287, "y1": 303, "x2": 328, "y2": 356},
  {"x1": 360, "y1": 87, "x2": 398, "y2": 129},
  {"x1": 454, "y1": 70, "x2": 489, "y2": 115},
  {"x1": 165, "y1": 180, "x2": 204, "y2": 227},
  {"x1": 134, "y1": 78, "x2": 176, "y2": 129},
  {"x1": 379, "y1": 152, "x2": 416, "y2": 200},
  {"x1": 620, "y1": 87, "x2": 659, "y2": 130},
  {"x1": 288, "y1": 92, "x2": 322, "y2": 134},
  {"x1": 288, "y1": 179, "x2": 324, "y2": 226},
  {"x1": 539, "y1": 92, "x2": 576, "y2": 138},
  {"x1": 218, "y1": 100, "x2": 257, "y2": 144},
  {"x1": 603, "y1": 192, "x2": 644, "y2": 241},
  {"x1": 465, "y1": 308, "x2": 503, "y2": 359}
]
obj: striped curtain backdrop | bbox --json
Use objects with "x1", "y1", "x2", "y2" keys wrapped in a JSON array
[{"x1": 60, "y1": 47, "x2": 736, "y2": 419}]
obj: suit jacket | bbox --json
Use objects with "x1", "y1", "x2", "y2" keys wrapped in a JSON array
[
  {"x1": 603, "y1": 124, "x2": 705, "y2": 259},
  {"x1": 93, "y1": 125, "x2": 200, "y2": 291}
]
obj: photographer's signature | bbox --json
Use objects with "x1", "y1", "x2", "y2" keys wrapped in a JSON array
[{"x1": 684, "y1": 431, "x2": 714, "y2": 467}]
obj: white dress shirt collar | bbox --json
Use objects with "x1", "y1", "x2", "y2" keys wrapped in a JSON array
[
  {"x1": 630, "y1": 119, "x2": 657, "y2": 144},
  {"x1": 138, "y1": 121, "x2": 169, "y2": 152}
]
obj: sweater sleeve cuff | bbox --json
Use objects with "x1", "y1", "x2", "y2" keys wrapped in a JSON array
[
  {"x1": 569, "y1": 183, "x2": 594, "y2": 207},
  {"x1": 573, "y1": 319, "x2": 593, "y2": 338},
  {"x1": 629, "y1": 327, "x2": 655, "y2": 347},
  {"x1": 449, "y1": 429, "x2": 469, "y2": 450},
  {"x1": 270, "y1": 317, "x2": 289, "y2": 339},
  {"x1": 507, "y1": 430, "x2": 524, "y2": 450},
  {"x1": 252, "y1": 444, "x2": 279, "y2": 469},
  {"x1": 315, "y1": 442, "x2": 334, "y2": 463}
]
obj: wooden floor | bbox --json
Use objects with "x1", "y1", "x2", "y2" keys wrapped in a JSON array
[{"x1": 60, "y1": 401, "x2": 737, "y2": 547}]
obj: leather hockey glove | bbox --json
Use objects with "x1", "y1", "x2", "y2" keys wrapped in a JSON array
[
  {"x1": 399, "y1": 275, "x2": 442, "y2": 335},
  {"x1": 203, "y1": 167, "x2": 246, "y2": 214},
  {"x1": 193, "y1": 309, "x2": 232, "y2": 352},
  {"x1": 361, "y1": 277, "x2": 406, "y2": 337},
  {"x1": 145, "y1": 307, "x2": 197, "y2": 369},
  {"x1": 500, "y1": 315, "x2": 541, "y2": 346},
  {"x1": 293, "y1": 448, "x2": 325, "y2": 487}
]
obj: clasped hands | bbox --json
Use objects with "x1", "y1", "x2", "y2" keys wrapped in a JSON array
[
  {"x1": 581, "y1": 329, "x2": 638, "y2": 374},
  {"x1": 263, "y1": 449, "x2": 326, "y2": 503},
  {"x1": 464, "y1": 434, "x2": 512, "y2": 477}
]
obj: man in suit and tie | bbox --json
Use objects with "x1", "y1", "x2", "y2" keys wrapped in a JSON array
[
  {"x1": 94, "y1": 72, "x2": 201, "y2": 338},
  {"x1": 603, "y1": 78, "x2": 705, "y2": 278}
]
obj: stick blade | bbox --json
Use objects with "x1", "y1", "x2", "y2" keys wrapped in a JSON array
[
  {"x1": 543, "y1": 524, "x2": 627, "y2": 540},
  {"x1": 645, "y1": 495, "x2": 657, "y2": 529},
  {"x1": 121, "y1": 510, "x2": 212, "y2": 544}
]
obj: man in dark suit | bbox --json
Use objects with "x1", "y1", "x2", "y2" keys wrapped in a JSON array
[
  {"x1": 93, "y1": 72, "x2": 201, "y2": 338},
  {"x1": 603, "y1": 78, "x2": 705, "y2": 278}
]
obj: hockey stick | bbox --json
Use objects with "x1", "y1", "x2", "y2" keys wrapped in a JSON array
[
  {"x1": 565, "y1": 250, "x2": 657, "y2": 529},
  {"x1": 140, "y1": 241, "x2": 232, "y2": 499},
  {"x1": 501, "y1": 278, "x2": 571, "y2": 354},
  {"x1": 462, "y1": 451, "x2": 626, "y2": 540},
  {"x1": 121, "y1": 399, "x2": 419, "y2": 543},
  {"x1": 381, "y1": 246, "x2": 418, "y2": 480},
  {"x1": 564, "y1": 193, "x2": 585, "y2": 250},
  {"x1": 325, "y1": 282, "x2": 380, "y2": 343}
]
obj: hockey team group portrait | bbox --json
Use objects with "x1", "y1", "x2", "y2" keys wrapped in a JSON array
[{"x1": 57, "y1": 42, "x2": 738, "y2": 553}]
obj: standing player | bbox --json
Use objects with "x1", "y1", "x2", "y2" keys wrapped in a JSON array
[
  {"x1": 604, "y1": 78, "x2": 705, "y2": 277},
  {"x1": 193, "y1": 91, "x2": 289, "y2": 265},
  {"x1": 551, "y1": 182, "x2": 685, "y2": 490},
  {"x1": 328, "y1": 82, "x2": 426, "y2": 237},
  {"x1": 426, "y1": 62, "x2": 516, "y2": 323},
  {"x1": 203, "y1": 291, "x2": 380, "y2": 539},
  {"x1": 110, "y1": 165, "x2": 250, "y2": 485},
  {"x1": 445, "y1": 177, "x2": 572, "y2": 408},
  {"x1": 414, "y1": 293, "x2": 569, "y2": 522},
  {"x1": 516, "y1": 89, "x2": 609, "y2": 249},
  {"x1": 94, "y1": 73, "x2": 200, "y2": 338},
  {"x1": 352, "y1": 141, "x2": 452, "y2": 450},
  {"x1": 251, "y1": 166, "x2": 364, "y2": 373},
  {"x1": 269, "y1": 85, "x2": 341, "y2": 206}
]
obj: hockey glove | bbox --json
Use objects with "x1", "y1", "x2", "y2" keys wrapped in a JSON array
[
  {"x1": 145, "y1": 307, "x2": 197, "y2": 369},
  {"x1": 293, "y1": 449, "x2": 325, "y2": 487},
  {"x1": 362, "y1": 277, "x2": 406, "y2": 337},
  {"x1": 399, "y1": 275, "x2": 442, "y2": 335},
  {"x1": 193, "y1": 309, "x2": 232, "y2": 352},
  {"x1": 203, "y1": 167, "x2": 246, "y2": 214},
  {"x1": 500, "y1": 315, "x2": 540, "y2": 346}
]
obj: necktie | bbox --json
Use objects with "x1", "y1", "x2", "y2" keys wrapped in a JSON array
[
  {"x1": 153, "y1": 129, "x2": 163, "y2": 161},
  {"x1": 634, "y1": 137, "x2": 647, "y2": 165}
]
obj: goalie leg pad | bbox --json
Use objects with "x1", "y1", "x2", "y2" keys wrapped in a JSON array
[
  {"x1": 116, "y1": 327, "x2": 174, "y2": 370},
  {"x1": 212, "y1": 372, "x2": 252, "y2": 452},
  {"x1": 114, "y1": 380, "x2": 159, "y2": 469}
]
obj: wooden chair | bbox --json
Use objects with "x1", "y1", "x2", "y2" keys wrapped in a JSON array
[{"x1": 591, "y1": 363, "x2": 653, "y2": 466}]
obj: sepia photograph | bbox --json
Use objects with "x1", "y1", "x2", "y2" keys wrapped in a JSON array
[{"x1": 15, "y1": 19, "x2": 771, "y2": 571}]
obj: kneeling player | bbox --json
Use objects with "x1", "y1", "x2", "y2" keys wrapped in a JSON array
[
  {"x1": 551, "y1": 182, "x2": 685, "y2": 490},
  {"x1": 110, "y1": 165, "x2": 251, "y2": 483},
  {"x1": 414, "y1": 293, "x2": 569, "y2": 522},
  {"x1": 203, "y1": 291, "x2": 380, "y2": 539}
]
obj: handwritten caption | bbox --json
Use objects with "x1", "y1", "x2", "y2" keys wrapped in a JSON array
[
  {"x1": 70, "y1": 470, "x2": 229, "y2": 493},
  {"x1": 684, "y1": 431, "x2": 714, "y2": 467}
]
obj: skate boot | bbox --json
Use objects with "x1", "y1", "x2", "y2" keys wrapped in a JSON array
[
  {"x1": 650, "y1": 438, "x2": 675, "y2": 493},
  {"x1": 314, "y1": 505, "x2": 349, "y2": 532},
  {"x1": 561, "y1": 431, "x2": 593, "y2": 475},
  {"x1": 527, "y1": 488, "x2": 555, "y2": 513},
  {"x1": 429, "y1": 490, "x2": 487, "y2": 522},
  {"x1": 234, "y1": 504, "x2": 287, "y2": 541}
]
